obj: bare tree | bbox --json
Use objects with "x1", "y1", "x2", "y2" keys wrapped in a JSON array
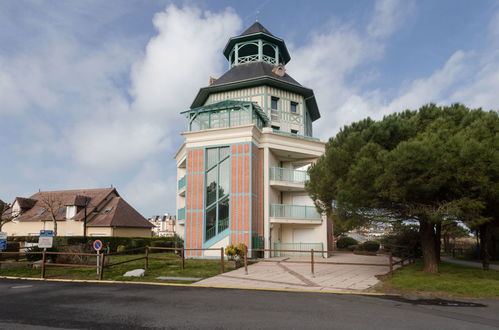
[
  {"x1": 0, "y1": 200, "x2": 14, "y2": 231},
  {"x1": 39, "y1": 193, "x2": 63, "y2": 236}
]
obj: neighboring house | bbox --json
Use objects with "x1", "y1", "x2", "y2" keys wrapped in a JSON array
[
  {"x1": 149, "y1": 214, "x2": 177, "y2": 237},
  {"x1": 2, "y1": 188, "x2": 153, "y2": 237},
  {"x1": 175, "y1": 22, "x2": 330, "y2": 257}
]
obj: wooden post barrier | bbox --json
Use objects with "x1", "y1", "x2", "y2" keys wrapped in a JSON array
[
  {"x1": 99, "y1": 253, "x2": 106, "y2": 280},
  {"x1": 311, "y1": 249, "x2": 315, "y2": 277},
  {"x1": 144, "y1": 247, "x2": 149, "y2": 270},
  {"x1": 244, "y1": 246, "x2": 248, "y2": 275},
  {"x1": 41, "y1": 250, "x2": 47, "y2": 279},
  {"x1": 220, "y1": 247, "x2": 224, "y2": 274},
  {"x1": 181, "y1": 248, "x2": 185, "y2": 269},
  {"x1": 389, "y1": 252, "x2": 393, "y2": 275}
]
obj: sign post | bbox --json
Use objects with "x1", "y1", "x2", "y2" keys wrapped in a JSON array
[
  {"x1": 93, "y1": 240, "x2": 103, "y2": 275},
  {"x1": 0, "y1": 232, "x2": 7, "y2": 251}
]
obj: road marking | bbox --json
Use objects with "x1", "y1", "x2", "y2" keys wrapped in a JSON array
[{"x1": 11, "y1": 285, "x2": 33, "y2": 289}]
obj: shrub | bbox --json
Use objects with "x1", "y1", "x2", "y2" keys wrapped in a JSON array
[
  {"x1": 116, "y1": 245, "x2": 127, "y2": 253},
  {"x1": 25, "y1": 246, "x2": 59, "y2": 263},
  {"x1": 381, "y1": 223, "x2": 421, "y2": 257},
  {"x1": 362, "y1": 240, "x2": 380, "y2": 252},
  {"x1": 225, "y1": 243, "x2": 247, "y2": 260},
  {"x1": 337, "y1": 236, "x2": 358, "y2": 249}
]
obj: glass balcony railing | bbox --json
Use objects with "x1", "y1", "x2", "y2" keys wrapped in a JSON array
[
  {"x1": 270, "y1": 167, "x2": 309, "y2": 184},
  {"x1": 178, "y1": 176, "x2": 186, "y2": 190},
  {"x1": 177, "y1": 207, "x2": 185, "y2": 221},
  {"x1": 272, "y1": 128, "x2": 320, "y2": 141},
  {"x1": 270, "y1": 204, "x2": 321, "y2": 219}
]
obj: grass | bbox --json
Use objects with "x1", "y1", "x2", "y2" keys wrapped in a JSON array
[
  {"x1": 0, "y1": 252, "x2": 233, "y2": 284},
  {"x1": 378, "y1": 260, "x2": 499, "y2": 298}
]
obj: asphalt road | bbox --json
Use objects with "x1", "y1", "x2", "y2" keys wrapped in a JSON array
[{"x1": 0, "y1": 279, "x2": 498, "y2": 329}]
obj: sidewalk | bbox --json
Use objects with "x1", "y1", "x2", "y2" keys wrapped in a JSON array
[
  {"x1": 196, "y1": 253, "x2": 394, "y2": 292},
  {"x1": 441, "y1": 257, "x2": 499, "y2": 271}
]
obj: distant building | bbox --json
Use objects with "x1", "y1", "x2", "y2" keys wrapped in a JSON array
[
  {"x1": 148, "y1": 214, "x2": 177, "y2": 237},
  {"x1": 2, "y1": 188, "x2": 153, "y2": 237}
]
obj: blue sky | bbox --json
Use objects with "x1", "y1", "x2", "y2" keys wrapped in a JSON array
[{"x1": 1, "y1": 0, "x2": 499, "y2": 217}]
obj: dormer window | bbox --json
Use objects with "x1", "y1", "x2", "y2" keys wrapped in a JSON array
[{"x1": 66, "y1": 206, "x2": 77, "y2": 219}]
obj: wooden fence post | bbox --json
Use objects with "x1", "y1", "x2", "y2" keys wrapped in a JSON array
[
  {"x1": 311, "y1": 249, "x2": 315, "y2": 277},
  {"x1": 389, "y1": 252, "x2": 393, "y2": 275},
  {"x1": 181, "y1": 248, "x2": 185, "y2": 269},
  {"x1": 220, "y1": 247, "x2": 224, "y2": 274},
  {"x1": 144, "y1": 247, "x2": 149, "y2": 270},
  {"x1": 99, "y1": 253, "x2": 106, "y2": 280},
  {"x1": 41, "y1": 250, "x2": 46, "y2": 279},
  {"x1": 244, "y1": 246, "x2": 248, "y2": 275}
]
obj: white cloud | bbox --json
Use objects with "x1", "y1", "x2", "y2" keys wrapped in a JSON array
[{"x1": 367, "y1": 0, "x2": 414, "y2": 38}]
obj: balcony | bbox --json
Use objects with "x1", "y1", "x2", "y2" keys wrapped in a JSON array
[
  {"x1": 272, "y1": 128, "x2": 320, "y2": 141},
  {"x1": 270, "y1": 167, "x2": 308, "y2": 191},
  {"x1": 270, "y1": 204, "x2": 322, "y2": 224},
  {"x1": 178, "y1": 176, "x2": 186, "y2": 196},
  {"x1": 177, "y1": 207, "x2": 185, "y2": 223}
]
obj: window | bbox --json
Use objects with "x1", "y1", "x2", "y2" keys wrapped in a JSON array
[
  {"x1": 291, "y1": 129, "x2": 298, "y2": 134},
  {"x1": 290, "y1": 102, "x2": 298, "y2": 113},
  {"x1": 271, "y1": 125, "x2": 280, "y2": 131},
  {"x1": 205, "y1": 147, "x2": 231, "y2": 241},
  {"x1": 271, "y1": 97, "x2": 279, "y2": 110}
]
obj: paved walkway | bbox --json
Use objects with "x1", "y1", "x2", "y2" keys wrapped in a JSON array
[
  {"x1": 197, "y1": 253, "x2": 394, "y2": 292},
  {"x1": 441, "y1": 257, "x2": 499, "y2": 271}
]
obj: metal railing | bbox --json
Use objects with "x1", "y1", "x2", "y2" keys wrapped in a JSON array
[
  {"x1": 270, "y1": 167, "x2": 309, "y2": 184},
  {"x1": 272, "y1": 129, "x2": 320, "y2": 141},
  {"x1": 273, "y1": 242, "x2": 323, "y2": 257},
  {"x1": 218, "y1": 217, "x2": 229, "y2": 233},
  {"x1": 206, "y1": 226, "x2": 216, "y2": 241},
  {"x1": 178, "y1": 176, "x2": 186, "y2": 190},
  {"x1": 177, "y1": 207, "x2": 185, "y2": 221},
  {"x1": 270, "y1": 204, "x2": 321, "y2": 219}
]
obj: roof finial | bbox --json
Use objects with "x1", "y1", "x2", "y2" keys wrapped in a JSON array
[{"x1": 256, "y1": 10, "x2": 260, "y2": 22}]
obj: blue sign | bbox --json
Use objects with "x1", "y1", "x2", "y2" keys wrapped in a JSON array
[
  {"x1": 40, "y1": 230, "x2": 54, "y2": 237},
  {"x1": 0, "y1": 232, "x2": 7, "y2": 251},
  {"x1": 93, "y1": 240, "x2": 103, "y2": 251}
]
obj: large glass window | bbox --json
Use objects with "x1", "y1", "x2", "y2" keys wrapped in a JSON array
[{"x1": 205, "y1": 147, "x2": 231, "y2": 241}]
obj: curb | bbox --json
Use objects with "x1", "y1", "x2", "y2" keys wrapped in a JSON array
[{"x1": 0, "y1": 276, "x2": 390, "y2": 296}]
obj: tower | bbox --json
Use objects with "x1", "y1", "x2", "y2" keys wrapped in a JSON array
[{"x1": 175, "y1": 22, "x2": 330, "y2": 257}]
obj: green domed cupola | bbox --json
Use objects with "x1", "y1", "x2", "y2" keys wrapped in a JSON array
[{"x1": 223, "y1": 22, "x2": 291, "y2": 68}]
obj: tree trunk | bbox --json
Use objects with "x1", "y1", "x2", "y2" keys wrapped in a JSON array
[
  {"x1": 53, "y1": 219, "x2": 58, "y2": 236},
  {"x1": 479, "y1": 223, "x2": 490, "y2": 271},
  {"x1": 435, "y1": 222, "x2": 441, "y2": 263},
  {"x1": 420, "y1": 219, "x2": 439, "y2": 273}
]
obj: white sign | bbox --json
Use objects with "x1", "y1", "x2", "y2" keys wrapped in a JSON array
[
  {"x1": 0, "y1": 232, "x2": 7, "y2": 240},
  {"x1": 38, "y1": 236, "x2": 53, "y2": 249},
  {"x1": 38, "y1": 230, "x2": 54, "y2": 249}
]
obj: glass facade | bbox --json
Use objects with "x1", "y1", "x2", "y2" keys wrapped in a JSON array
[
  {"x1": 205, "y1": 147, "x2": 231, "y2": 241},
  {"x1": 189, "y1": 106, "x2": 266, "y2": 132}
]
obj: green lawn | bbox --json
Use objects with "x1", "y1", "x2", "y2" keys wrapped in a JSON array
[
  {"x1": 379, "y1": 260, "x2": 499, "y2": 298},
  {"x1": 0, "y1": 252, "x2": 233, "y2": 284}
]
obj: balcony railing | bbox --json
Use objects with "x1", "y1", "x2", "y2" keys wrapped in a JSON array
[
  {"x1": 270, "y1": 204, "x2": 321, "y2": 219},
  {"x1": 272, "y1": 129, "x2": 320, "y2": 141},
  {"x1": 178, "y1": 176, "x2": 186, "y2": 190},
  {"x1": 177, "y1": 207, "x2": 185, "y2": 221},
  {"x1": 270, "y1": 167, "x2": 309, "y2": 184}
]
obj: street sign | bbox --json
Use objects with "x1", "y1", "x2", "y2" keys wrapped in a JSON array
[
  {"x1": 0, "y1": 232, "x2": 7, "y2": 251},
  {"x1": 38, "y1": 230, "x2": 54, "y2": 249},
  {"x1": 93, "y1": 240, "x2": 103, "y2": 252}
]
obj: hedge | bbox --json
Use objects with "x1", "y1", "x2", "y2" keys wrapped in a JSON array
[
  {"x1": 7, "y1": 235, "x2": 183, "y2": 253},
  {"x1": 336, "y1": 236, "x2": 358, "y2": 249}
]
